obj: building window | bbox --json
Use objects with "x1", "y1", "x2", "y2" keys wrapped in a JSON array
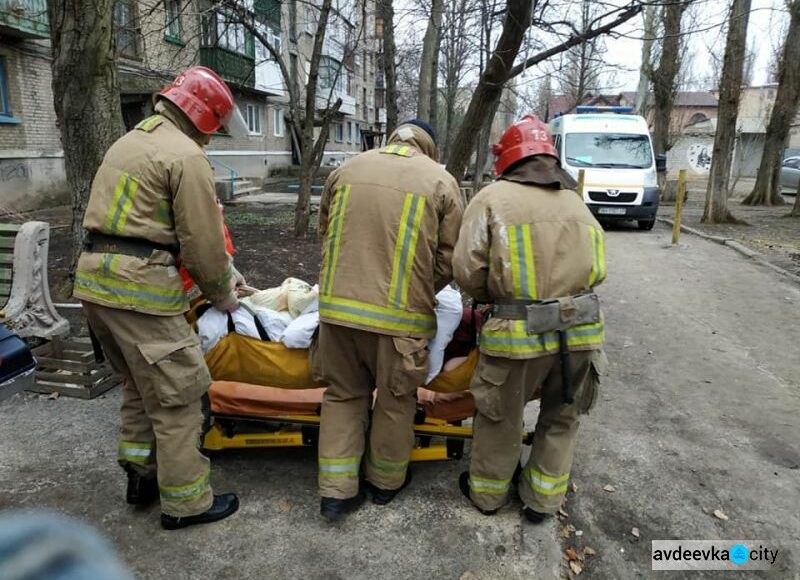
[
  {"x1": 164, "y1": 0, "x2": 182, "y2": 43},
  {"x1": 375, "y1": 88, "x2": 385, "y2": 109},
  {"x1": 347, "y1": 121, "x2": 352, "y2": 143},
  {"x1": 0, "y1": 57, "x2": 12, "y2": 121},
  {"x1": 273, "y1": 107, "x2": 284, "y2": 137},
  {"x1": 114, "y1": 0, "x2": 140, "y2": 59},
  {"x1": 346, "y1": 70, "x2": 354, "y2": 96},
  {"x1": 355, "y1": 123, "x2": 361, "y2": 144},
  {"x1": 334, "y1": 122, "x2": 343, "y2": 142},
  {"x1": 319, "y1": 56, "x2": 343, "y2": 93},
  {"x1": 216, "y1": 13, "x2": 250, "y2": 56},
  {"x1": 246, "y1": 104, "x2": 262, "y2": 135}
]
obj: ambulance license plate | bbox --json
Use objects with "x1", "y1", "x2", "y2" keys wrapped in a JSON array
[{"x1": 598, "y1": 207, "x2": 626, "y2": 215}]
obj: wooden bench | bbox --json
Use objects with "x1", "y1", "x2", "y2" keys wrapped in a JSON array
[{"x1": 0, "y1": 221, "x2": 69, "y2": 339}]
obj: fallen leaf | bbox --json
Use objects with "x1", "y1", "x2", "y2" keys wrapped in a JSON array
[
  {"x1": 571, "y1": 482, "x2": 579, "y2": 493},
  {"x1": 47, "y1": 392, "x2": 60, "y2": 400},
  {"x1": 560, "y1": 524, "x2": 576, "y2": 539},
  {"x1": 277, "y1": 499, "x2": 294, "y2": 513},
  {"x1": 557, "y1": 508, "x2": 569, "y2": 519},
  {"x1": 631, "y1": 527, "x2": 640, "y2": 538},
  {"x1": 569, "y1": 560, "x2": 583, "y2": 575},
  {"x1": 564, "y1": 547, "x2": 579, "y2": 561},
  {"x1": 713, "y1": 509, "x2": 729, "y2": 521},
  {"x1": 584, "y1": 547, "x2": 597, "y2": 557},
  {"x1": 603, "y1": 484, "x2": 616, "y2": 493}
]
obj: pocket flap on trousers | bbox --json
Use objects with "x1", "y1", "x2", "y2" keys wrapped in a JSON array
[
  {"x1": 478, "y1": 359, "x2": 510, "y2": 387},
  {"x1": 590, "y1": 349, "x2": 609, "y2": 377},
  {"x1": 391, "y1": 336, "x2": 428, "y2": 356},
  {"x1": 138, "y1": 336, "x2": 199, "y2": 365}
]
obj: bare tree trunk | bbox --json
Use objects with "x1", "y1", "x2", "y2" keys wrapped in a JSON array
[
  {"x1": 379, "y1": 0, "x2": 399, "y2": 135},
  {"x1": 294, "y1": 0, "x2": 335, "y2": 236},
  {"x1": 703, "y1": 0, "x2": 751, "y2": 224},
  {"x1": 417, "y1": 0, "x2": 443, "y2": 121},
  {"x1": 445, "y1": 0, "x2": 532, "y2": 181},
  {"x1": 742, "y1": 0, "x2": 800, "y2": 206},
  {"x1": 47, "y1": 0, "x2": 124, "y2": 290},
  {"x1": 652, "y1": 0, "x2": 691, "y2": 199},
  {"x1": 429, "y1": 16, "x2": 442, "y2": 133},
  {"x1": 633, "y1": 5, "x2": 657, "y2": 115}
]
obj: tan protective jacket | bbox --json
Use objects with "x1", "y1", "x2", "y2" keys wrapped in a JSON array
[
  {"x1": 74, "y1": 104, "x2": 235, "y2": 315},
  {"x1": 453, "y1": 175, "x2": 606, "y2": 359},
  {"x1": 318, "y1": 124, "x2": 465, "y2": 338}
]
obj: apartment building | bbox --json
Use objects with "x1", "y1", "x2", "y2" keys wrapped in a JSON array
[{"x1": 0, "y1": 0, "x2": 386, "y2": 211}]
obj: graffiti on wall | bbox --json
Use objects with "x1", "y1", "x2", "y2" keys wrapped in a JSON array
[
  {"x1": 687, "y1": 143, "x2": 713, "y2": 174},
  {"x1": 0, "y1": 162, "x2": 31, "y2": 183}
]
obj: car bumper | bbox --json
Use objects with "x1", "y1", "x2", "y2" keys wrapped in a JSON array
[{"x1": 588, "y1": 187, "x2": 660, "y2": 221}]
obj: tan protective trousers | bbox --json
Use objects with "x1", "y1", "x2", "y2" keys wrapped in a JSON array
[
  {"x1": 82, "y1": 302, "x2": 214, "y2": 517},
  {"x1": 313, "y1": 322, "x2": 429, "y2": 499},
  {"x1": 468, "y1": 350, "x2": 601, "y2": 513}
]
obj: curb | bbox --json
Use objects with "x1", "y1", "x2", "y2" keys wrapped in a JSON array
[{"x1": 657, "y1": 217, "x2": 800, "y2": 285}]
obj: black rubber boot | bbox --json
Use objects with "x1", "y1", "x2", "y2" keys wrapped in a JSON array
[
  {"x1": 523, "y1": 507, "x2": 550, "y2": 524},
  {"x1": 320, "y1": 490, "x2": 366, "y2": 523},
  {"x1": 161, "y1": 493, "x2": 239, "y2": 530},
  {"x1": 458, "y1": 471, "x2": 499, "y2": 515},
  {"x1": 368, "y1": 470, "x2": 412, "y2": 506},
  {"x1": 126, "y1": 469, "x2": 159, "y2": 506}
]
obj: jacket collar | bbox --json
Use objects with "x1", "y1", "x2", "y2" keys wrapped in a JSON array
[
  {"x1": 386, "y1": 124, "x2": 438, "y2": 161},
  {"x1": 154, "y1": 100, "x2": 209, "y2": 148},
  {"x1": 499, "y1": 156, "x2": 578, "y2": 190}
]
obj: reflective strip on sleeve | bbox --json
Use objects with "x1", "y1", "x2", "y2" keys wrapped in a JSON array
[
  {"x1": 118, "y1": 441, "x2": 154, "y2": 464},
  {"x1": 480, "y1": 320, "x2": 604, "y2": 356},
  {"x1": 524, "y1": 467, "x2": 569, "y2": 496},
  {"x1": 74, "y1": 270, "x2": 188, "y2": 313},
  {"x1": 319, "y1": 456, "x2": 360, "y2": 478},
  {"x1": 153, "y1": 199, "x2": 173, "y2": 226},
  {"x1": 508, "y1": 224, "x2": 537, "y2": 300},
  {"x1": 469, "y1": 474, "x2": 511, "y2": 495},
  {"x1": 367, "y1": 453, "x2": 408, "y2": 476},
  {"x1": 104, "y1": 172, "x2": 140, "y2": 235},
  {"x1": 159, "y1": 468, "x2": 210, "y2": 503},
  {"x1": 319, "y1": 295, "x2": 436, "y2": 335},
  {"x1": 388, "y1": 193, "x2": 426, "y2": 309},
  {"x1": 320, "y1": 184, "x2": 351, "y2": 297},
  {"x1": 588, "y1": 225, "x2": 606, "y2": 286}
]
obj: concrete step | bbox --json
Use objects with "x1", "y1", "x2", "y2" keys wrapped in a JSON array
[{"x1": 231, "y1": 186, "x2": 263, "y2": 197}]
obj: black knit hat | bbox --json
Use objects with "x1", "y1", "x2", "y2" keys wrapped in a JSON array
[{"x1": 400, "y1": 119, "x2": 437, "y2": 145}]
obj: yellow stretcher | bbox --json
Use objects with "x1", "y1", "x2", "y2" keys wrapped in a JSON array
[{"x1": 202, "y1": 330, "x2": 485, "y2": 462}]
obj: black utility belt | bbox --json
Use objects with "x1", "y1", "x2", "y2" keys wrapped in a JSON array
[{"x1": 83, "y1": 233, "x2": 179, "y2": 259}]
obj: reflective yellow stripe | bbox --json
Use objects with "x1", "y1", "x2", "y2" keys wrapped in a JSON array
[
  {"x1": 104, "y1": 172, "x2": 139, "y2": 235},
  {"x1": 319, "y1": 456, "x2": 360, "y2": 478},
  {"x1": 469, "y1": 475, "x2": 511, "y2": 494},
  {"x1": 524, "y1": 467, "x2": 569, "y2": 496},
  {"x1": 508, "y1": 224, "x2": 537, "y2": 300},
  {"x1": 382, "y1": 144, "x2": 411, "y2": 157},
  {"x1": 388, "y1": 193, "x2": 426, "y2": 309},
  {"x1": 135, "y1": 115, "x2": 163, "y2": 132},
  {"x1": 367, "y1": 453, "x2": 408, "y2": 476},
  {"x1": 74, "y1": 270, "x2": 188, "y2": 313},
  {"x1": 320, "y1": 184, "x2": 350, "y2": 296},
  {"x1": 319, "y1": 295, "x2": 436, "y2": 335},
  {"x1": 159, "y1": 468, "x2": 210, "y2": 503},
  {"x1": 154, "y1": 199, "x2": 172, "y2": 226},
  {"x1": 588, "y1": 226, "x2": 606, "y2": 286},
  {"x1": 118, "y1": 441, "x2": 154, "y2": 464},
  {"x1": 481, "y1": 320, "x2": 604, "y2": 356}
]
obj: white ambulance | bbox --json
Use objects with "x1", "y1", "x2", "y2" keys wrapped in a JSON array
[{"x1": 549, "y1": 106, "x2": 664, "y2": 230}]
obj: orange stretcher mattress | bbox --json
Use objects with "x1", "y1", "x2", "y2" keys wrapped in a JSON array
[{"x1": 209, "y1": 381, "x2": 475, "y2": 422}]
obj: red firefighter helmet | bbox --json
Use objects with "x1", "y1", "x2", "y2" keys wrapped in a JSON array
[
  {"x1": 159, "y1": 66, "x2": 246, "y2": 136},
  {"x1": 492, "y1": 114, "x2": 559, "y2": 176}
]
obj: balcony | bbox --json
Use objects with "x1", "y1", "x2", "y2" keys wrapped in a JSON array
[
  {"x1": 0, "y1": 0, "x2": 49, "y2": 39},
  {"x1": 200, "y1": 47, "x2": 255, "y2": 89},
  {"x1": 317, "y1": 91, "x2": 356, "y2": 116}
]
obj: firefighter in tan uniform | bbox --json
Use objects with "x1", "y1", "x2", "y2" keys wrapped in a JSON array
[
  {"x1": 74, "y1": 66, "x2": 249, "y2": 529},
  {"x1": 453, "y1": 115, "x2": 607, "y2": 522},
  {"x1": 313, "y1": 120, "x2": 464, "y2": 522}
]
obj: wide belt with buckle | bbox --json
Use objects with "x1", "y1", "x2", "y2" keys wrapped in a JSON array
[
  {"x1": 83, "y1": 232, "x2": 179, "y2": 259},
  {"x1": 492, "y1": 293, "x2": 600, "y2": 334}
]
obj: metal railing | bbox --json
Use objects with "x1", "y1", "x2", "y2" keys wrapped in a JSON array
[{"x1": 208, "y1": 156, "x2": 238, "y2": 200}]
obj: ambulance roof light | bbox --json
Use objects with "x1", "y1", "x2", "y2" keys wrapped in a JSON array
[{"x1": 575, "y1": 106, "x2": 634, "y2": 114}]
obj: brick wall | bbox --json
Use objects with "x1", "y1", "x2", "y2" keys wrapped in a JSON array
[{"x1": 0, "y1": 39, "x2": 62, "y2": 154}]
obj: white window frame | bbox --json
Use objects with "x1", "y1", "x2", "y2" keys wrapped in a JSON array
[
  {"x1": 245, "y1": 104, "x2": 262, "y2": 135},
  {"x1": 334, "y1": 122, "x2": 344, "y2": 142},
  {"x1": 273, "y1": 107, "x2": 284, "y2": 137}
]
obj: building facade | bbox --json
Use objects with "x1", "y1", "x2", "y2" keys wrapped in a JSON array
[{"x1": 0, "y1": 0, "x2": 387, "y2": 211}]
